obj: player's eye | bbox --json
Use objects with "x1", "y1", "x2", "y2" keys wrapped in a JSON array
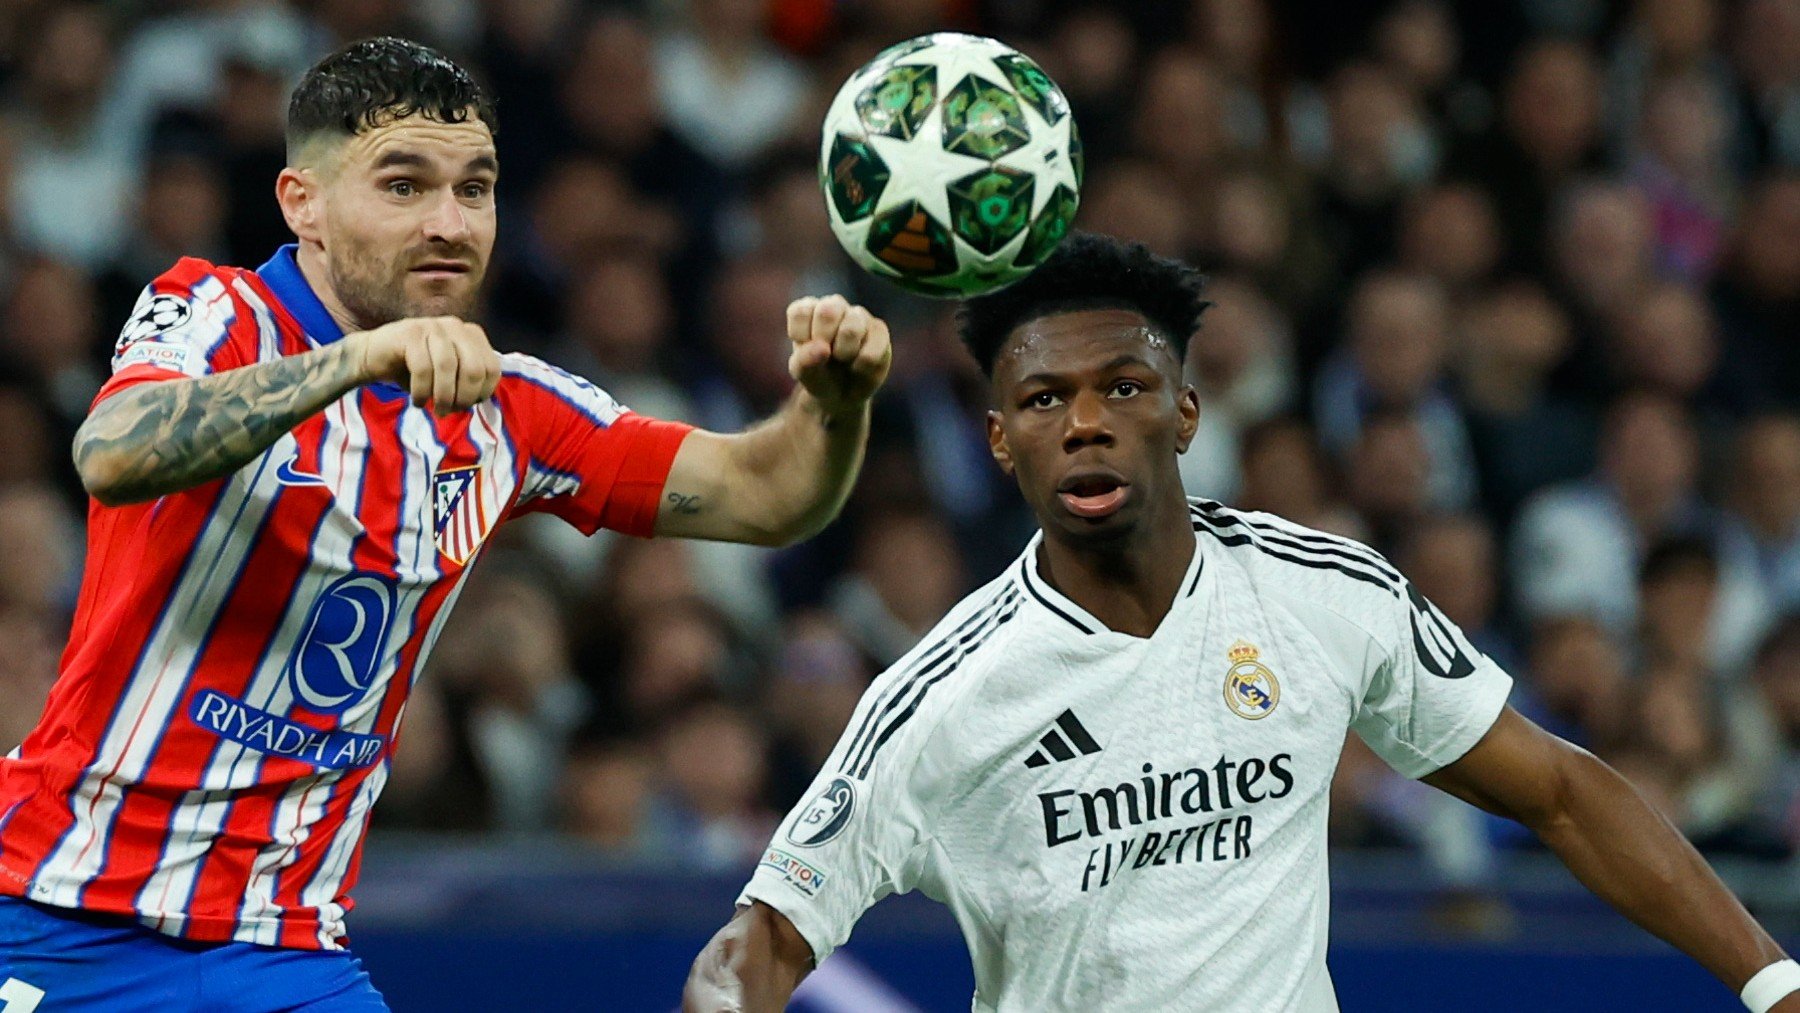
[
  {"x1": 386, "y1": 180, "x2": 417, "y2": 198},
  {"x1": 1108, "y1": 380, "x2": 1144, "y2": 398},
  {"x1": 1024, "y1": 391, "x2": 1063, "y2": 410},
  {"x1": 460, "y1": 181, "x2": 491, "y2": 200}
]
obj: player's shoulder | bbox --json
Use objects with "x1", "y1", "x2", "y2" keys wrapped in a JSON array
[
  {"x1": 881, "y1": 571, "x2": 1024, "y2": 690},
  {"x1": 839, "y1": 572, "x2": 1027, "y2": 778},
  {"x1": 114, "y1": 258, "x2": 261, "y2": 368},
  {"x1": 496, "y1": 352, "x2": 629, "y2": 423},
  {"x1": 1188, "y1": 497, "x2": 1406, "y2": 609},
  {"x1": 145, "y1": 256, "x2": 256, "y2": 297}
]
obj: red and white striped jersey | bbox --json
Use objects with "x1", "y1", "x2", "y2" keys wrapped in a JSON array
[{"x1": 0, "y1": 246, "x2": 692, "y2": 950}]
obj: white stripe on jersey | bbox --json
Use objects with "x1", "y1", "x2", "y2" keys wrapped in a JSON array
[
  {"x1": 39, "y1": 444, "x2": 292, "y2": 907},
  {"x1": 234, "y1": 279, "x2": 282, "y2": 365},
  {"x1": 131, "y1": 397, "x2": 374, "y2": 935},
  {"x1": 235, "y1": 399, "x2": 444, "y2": 944}
]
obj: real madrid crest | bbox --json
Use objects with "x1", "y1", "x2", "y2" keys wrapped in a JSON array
[{"x1": 1224, "y1": 640, "x2": 1280, "y2": 720}]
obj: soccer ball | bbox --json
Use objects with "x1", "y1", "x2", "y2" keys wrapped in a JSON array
[{"x1": 819, "y1": 33, "x2": 1083, "y2": 298}]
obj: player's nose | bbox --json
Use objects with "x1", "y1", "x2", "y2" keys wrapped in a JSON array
[
  {"x1": 1062, "y1": 390, "x2": 1113, "y2": 451},
  {"x1": 421, "y1": 189, "x2": 472, "y2": 245}
]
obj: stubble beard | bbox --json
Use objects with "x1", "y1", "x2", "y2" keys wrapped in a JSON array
[{"x1": 328, "y1": 240, "x2": 480, "y2": 328}]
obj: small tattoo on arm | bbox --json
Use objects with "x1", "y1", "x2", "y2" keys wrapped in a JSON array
[{"x1": 666, "y1": 491, "x2": 703, "y2": 515}]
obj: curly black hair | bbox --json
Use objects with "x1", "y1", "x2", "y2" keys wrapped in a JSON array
[
  {"x1": 286, "y1": 37, "x2": 496, "y2": 159},
  {"x1": 955, "y1": 232, "x2": 1209, "y2": 378}
]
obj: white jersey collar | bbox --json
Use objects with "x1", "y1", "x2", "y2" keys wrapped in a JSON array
[{"x1": 1012, "y1": 528, "x2": 1205, "y2": 638}]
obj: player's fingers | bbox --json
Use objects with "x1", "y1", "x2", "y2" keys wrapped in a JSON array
[
  {"x1": 404, "y1": 328, "x2": 434, "y2": 407},
  {"x1": 786, "y1": 297, "x2": 818, "y2": 346},
  {"x1": 853, "y1": 317, "x2": 892, "y2": 377},
  {"x1": 428, "y1": 327, "x2": 460, "y2": 413},
  {"x1": 479, "y1": 347, "x2": 503, "y2": 401},
  {"x1": 832, "y1": 305, "x2": 868, "y2": 363},
  {"x1": 810, "y1": 294, "x2": 848, "y2": 351},
  {"x1": 453, "y1": 324, "x2": 497, "y2": 408}
]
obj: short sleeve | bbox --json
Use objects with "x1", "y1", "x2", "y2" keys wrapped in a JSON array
[
  {"x1": 98, "y1": 260, "x2": 251, "y2": 405},
  {"x1": 1350, "y1": 581, "x2": 1513, "y2": 780},
  {"x1": 500, "y1": 354, "x2": 693, "y2": 539},
  {"x1": 738, "y1": 680, "x2": 937, "y2": 964}
]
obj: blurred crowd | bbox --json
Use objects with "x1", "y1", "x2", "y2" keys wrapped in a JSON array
[{"x1": 0, "y1": 0, "x2": 1796, "y2": 889}]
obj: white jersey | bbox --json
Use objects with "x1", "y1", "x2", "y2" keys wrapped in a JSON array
[{"x1": 740, "y1": 498, "x2": 1513, "y2": 1012}]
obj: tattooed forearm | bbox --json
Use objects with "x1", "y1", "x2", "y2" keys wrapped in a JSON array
[
  {"x1": 666, "y1": 491, "x2": 703, "y2": 515},
  {"x1": 74, "y1": 341, "x2": 367, "y2": 505}
]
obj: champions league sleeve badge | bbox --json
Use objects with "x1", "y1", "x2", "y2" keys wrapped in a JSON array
[{"x1": 1224, "y1": 641, "x2": 1280, "y2": 720}]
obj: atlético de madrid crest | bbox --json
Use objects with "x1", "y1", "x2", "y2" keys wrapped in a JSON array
[
  {"x1": 1224, "y1": 640, "x2": 1280, "y2": 720},
  {"x1": 432, "y1": 465, "x2": 492, "y2": 565}
]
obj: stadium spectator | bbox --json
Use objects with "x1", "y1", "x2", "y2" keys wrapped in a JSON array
[
  {"x1": 551, "y1": 252, "x2": 696, "y2": 424},
  {"x1": 1179, "y1": 276, "x2": 1296, "y2": 502},
  {"x1": 1724, "y1": 414, "x2": 1800, "y2": 612},
  {"x1": 1315, "y1": 270, "x2": 1477, "y2": 511},
  {"x1": 1453, "y1": 280, "x2": 1596, "y2": 522},
  {"x1": 828, "y1": 507, "x2": 965, "y2": 668},
  {"x1": 653, "y1": 0, "x2": 807, "y2": 171},
  {"x1": 651, "y1": 697, "x2": 778, "y2": 870},
  {"x1": 8, "y1": 2, "x2": 136, "y2": 267},
  {"x1": 1396, "y1": 181, "x2": 1506, "y2": 296},
  {"x1": 1749, "y1": 615, "x2": 1800, "y2": 856},
  {"x1": 1519, "y1": 617, "x2": 1631, "y2": 749},
  {"x1": 561, "y1": 735, "x2": 659, "y2": 857}
]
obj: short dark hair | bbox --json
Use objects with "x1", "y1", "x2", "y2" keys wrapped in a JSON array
[
  {"x1": 955, "y1": 232, "x2": 1209, "y2": 378},
  {"x1": 1639, "y1": 535, "x2": 1718, "y2": 586},
  {"x1": 286, "y1": 37, "x2": 496, "y2": 160}
]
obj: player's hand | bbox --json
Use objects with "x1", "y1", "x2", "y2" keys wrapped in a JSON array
[
  {"x1": 787, "y1": 295, "x2": 892, "y2": 417},
  {"x1": 351, "y1": 317, "x2": 503, "y2": 414}
]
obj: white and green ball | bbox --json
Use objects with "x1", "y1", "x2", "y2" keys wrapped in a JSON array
[{"x1": 819, "y1": 33, "x2": 1083, "y2": 298}]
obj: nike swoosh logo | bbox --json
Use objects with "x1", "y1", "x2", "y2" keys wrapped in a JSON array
[{"x1": 275, "y1": 454, "x2": 328, "y2": 487}]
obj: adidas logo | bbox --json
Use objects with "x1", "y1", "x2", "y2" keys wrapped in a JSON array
[{"x1": 1023, "y1": 710, "x2": 1102, "y2": 767}]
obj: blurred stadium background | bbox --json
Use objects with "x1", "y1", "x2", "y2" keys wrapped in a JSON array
[{"x1": 0, "y1": 0, "x2": 1796, "y2": 1009}]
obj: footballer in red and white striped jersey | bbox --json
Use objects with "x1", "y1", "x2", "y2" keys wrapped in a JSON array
[{"x1": 0, "y1": 244, "x2": 693, "y2": 950}]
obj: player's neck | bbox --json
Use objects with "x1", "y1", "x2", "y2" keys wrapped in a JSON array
[
  {"x1": 294, "y1": 242, "x2": 366, "y2": 335},
  {"x1": 1036, "y1": 494, "x2": 1196, "y2": 638}
]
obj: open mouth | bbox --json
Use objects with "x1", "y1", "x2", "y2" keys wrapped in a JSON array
[{"x1": 1056, "y1": 472, "x2": 1130, "y2": 519}]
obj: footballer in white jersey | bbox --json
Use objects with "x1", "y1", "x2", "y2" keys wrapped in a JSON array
[{"x1": 684, "y1": 234, "x2": 1799, "y2": 1013}]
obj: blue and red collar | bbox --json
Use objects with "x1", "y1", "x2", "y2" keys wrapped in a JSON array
[{"x1": 255, "y1": 244, "x2": 345, "y2": 347}]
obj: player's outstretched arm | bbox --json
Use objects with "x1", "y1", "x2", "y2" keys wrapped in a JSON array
[
  {"x1": 1423, "y1": 706, "x2": 1799, "y2": 1013},
  {"x1": 75, "y1": 317, "x2": 501, "y2": 506},
  {"x1": 683, "y1": 901, "x2": 814, "y2": 1013},
  {"x1": 654, "y1": 294, "x2": 891, "y2": 546}
]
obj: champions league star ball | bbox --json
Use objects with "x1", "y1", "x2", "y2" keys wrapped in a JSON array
[{"x1": 819, "y1": 33, "x2": 1083, "y2": 298}]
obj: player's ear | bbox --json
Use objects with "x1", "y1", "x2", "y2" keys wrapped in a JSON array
[
  {"x1": 987, "y1": 410, "x2": 1014, "y2": 475},
  {"x1": 1175, "y1": 385, "x2": 1200, "y2": 454},
  {"x1": 276, "y1": 167, "x2": 323, "y2": 244}
]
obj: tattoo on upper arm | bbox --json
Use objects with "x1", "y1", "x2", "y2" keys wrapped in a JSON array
[
  {"x1": 666, "y1": 491, "x2": 703, "y2": 515},
  {"x1": 75, "y1": 343, "x2": 361, "y2": 503}
]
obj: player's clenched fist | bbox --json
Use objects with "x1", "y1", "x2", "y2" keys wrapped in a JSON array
[
  {"x1": 787, "y1": 294, "x2": 893, "y2": 416},
  {"x1": 351, "y1": 316, "x2": 503, "y2": 413}
]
